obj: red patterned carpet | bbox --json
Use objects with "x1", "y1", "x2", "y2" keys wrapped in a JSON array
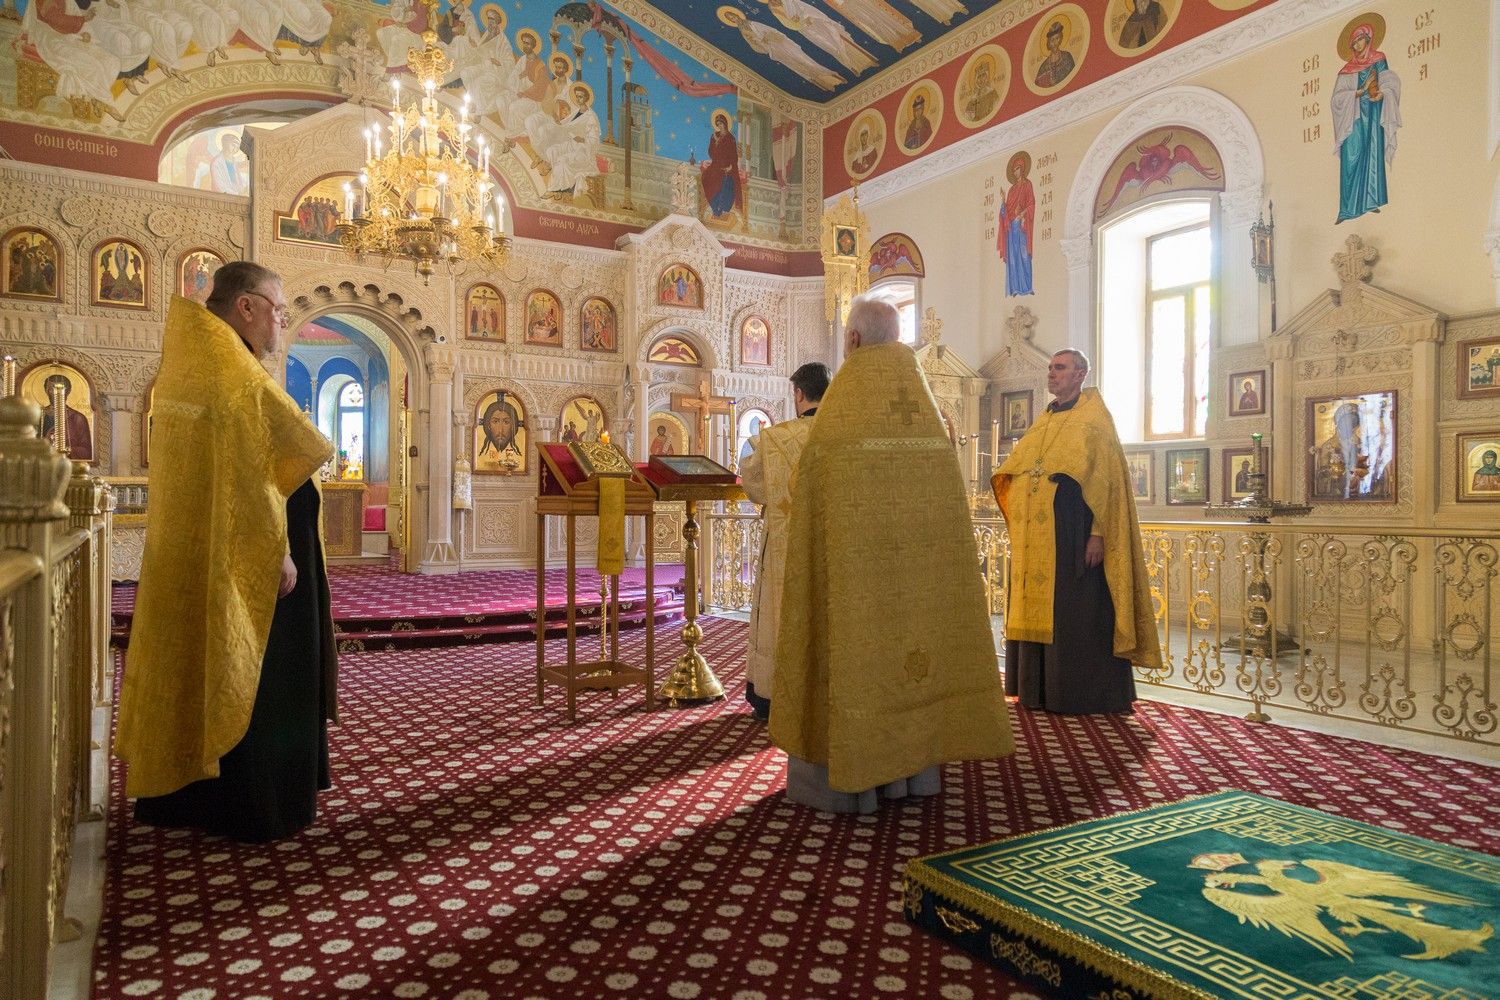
[
  {"x1": 112, "y1": 564, "x2": 687, "y2": 650},
  {"x1": 93, "y1": 619, "x2": 1500, "y2": 999}
]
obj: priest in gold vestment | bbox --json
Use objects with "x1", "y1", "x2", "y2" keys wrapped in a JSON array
[
  {"x1": 770, "y1": 297, "x2": 1013, "y2": 813},
  {"x1": 117, "y1": 262, "x2": 338, "y2": 842},
  {"x1": 991, "y1": 349, "x2": 1159, "y2": 714},
  {"x1": 741, "y1": 362, "x2": 830, "y2": 720}
]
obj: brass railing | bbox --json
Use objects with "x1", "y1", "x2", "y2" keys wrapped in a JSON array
[
  {"x1": 703, "y1": 510, "x2": 1500, "y2": 752},
  {"x1": 0, "y1": 379, "x2": 114, "y2": 997},
  {"x1": 702, "y1": 511, "x2": 762, "y2": 613}
]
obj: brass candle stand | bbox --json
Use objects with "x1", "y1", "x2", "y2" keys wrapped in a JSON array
[
  {"x1": 1204, "y1": 434, "x2": 1312, "y2": 722},
  {"x1": 661, "y1": 498, "x2": 719, "y2": 704}
]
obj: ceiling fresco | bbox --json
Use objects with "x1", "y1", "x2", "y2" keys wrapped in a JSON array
[
  {"x1": 670, "y1": 0, "x2": 985, "y2": 101},
  {"x1": 0, "y1": 0, "x2": 814, "y2": 258}
]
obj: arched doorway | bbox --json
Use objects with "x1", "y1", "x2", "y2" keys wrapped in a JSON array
[{"x1": 284, "y1": 310, "x2": 414, "y2": 570}]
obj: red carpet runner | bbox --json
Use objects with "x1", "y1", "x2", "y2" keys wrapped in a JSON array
[
  {"x1": 94, "y1": 619, "x2": 1500, "y2": 999},
  {"x1": 112, "y1": 564, "x2": 688, "y2": 651}
]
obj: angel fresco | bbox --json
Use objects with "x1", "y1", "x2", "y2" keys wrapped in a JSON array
[
  {"x1": 823, "y1": 0, "x2": 920, "y2": 52},
  {"x1": 19, "y1": 0, "x2": 330, "y2": 124},
  {"x1": 1194, "y1": 854, "x2": 1491, "y2": 961},
  {"x1": 765, "y1": 0, "x2": 875, "y2": 76},
  {"x1": 718, "y1": 6, "x2": 843, "y2": 93},
  {"x1": 1095, "y1": 129, "x2": 1224, "y2": 220}
]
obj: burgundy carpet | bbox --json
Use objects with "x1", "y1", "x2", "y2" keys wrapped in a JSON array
[
  {"x1": 93, "y1": 619, "x2": 1500, "y2": 999},
  {"x1": 112, "y1": 565, "x2": 687, "y2": 651}
]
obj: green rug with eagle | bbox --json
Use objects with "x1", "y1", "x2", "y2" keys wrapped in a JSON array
[{"x1": 902, "y1": 791, "x2": 1496, "y2": 999}]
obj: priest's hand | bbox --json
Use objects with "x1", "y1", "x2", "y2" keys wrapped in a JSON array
[
  {"x1": 1085, "y1": 535, "x2": 1104, "y2": 569},
  {"x1": 279, "y1": 553, "x2": 298, "y2": 598}
]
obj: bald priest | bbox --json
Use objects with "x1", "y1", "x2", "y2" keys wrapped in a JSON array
[{"x1": 769, "y1": 296, "x2": 1014, "y2": 813}]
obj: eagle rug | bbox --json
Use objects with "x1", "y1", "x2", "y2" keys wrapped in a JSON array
[{"x1": 902, "y1": 792, "x2": 1495, "y2": 1000}]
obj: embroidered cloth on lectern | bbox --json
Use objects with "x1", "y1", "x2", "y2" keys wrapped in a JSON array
[
  {"x1": 770, "y1": 342, "x2": 1012, "y2": 793},
  {"x1": 991, "y1": 388, "x2": 1159, "y2": 667},
  {"x1": 117, "y1": 296, "x2": 334, "y2": 798},
  {"x1": 596, "y1": 477, "x2": 625, "y2": 575}
]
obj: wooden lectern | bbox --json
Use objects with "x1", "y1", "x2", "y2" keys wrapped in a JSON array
[
  {"x1": 535, "y1": 441, "x2": 658, "y2": 720},
  {"x1": 639, "y1": 455, "x2": 745, "y2": 705}
]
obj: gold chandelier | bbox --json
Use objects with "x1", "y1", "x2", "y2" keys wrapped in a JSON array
[{"x1": 336, "y1": 0, "x2": 508, "y2": 283}]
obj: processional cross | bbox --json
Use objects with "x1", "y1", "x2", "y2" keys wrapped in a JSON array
[{"x1": 671, "y1": 378, "x2": 734, "y2": 453}]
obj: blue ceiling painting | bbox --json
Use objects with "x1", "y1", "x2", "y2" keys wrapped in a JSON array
[{"x1": 654, "y1": 0, "x2": 983, "y2": 101}]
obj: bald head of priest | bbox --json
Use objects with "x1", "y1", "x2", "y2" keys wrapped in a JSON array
[
  {"x1": 117, "y1": 262, "x2": 337, "y2": 842},
  {"x1": 769, "y1": 294, "x2": 1014, "y2": 813},
  {"x1": 990, "y1": 348, "x2": 1161, "y2": 714}
]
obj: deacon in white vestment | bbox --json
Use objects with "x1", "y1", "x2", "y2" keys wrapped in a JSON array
[{"x1": 740, "y1": 362, "x2": 831, "y2": 721}]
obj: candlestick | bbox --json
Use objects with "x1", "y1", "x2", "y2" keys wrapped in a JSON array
[
  {"x1": 990, "y1": 420, "x2": 1000, "y2": 477},
  {"x1": 1251, "y1": 432, "x2": 1264, "y2": 475},
  {"x1": 51, "y1": 379, "x2": 68, "y2": 455},
  {"x1": 968, "y1": 437, "x2": 979, "y2": 483},
  {"x1": 343, "y1": 182, "x2": 354, "y2": 220},
  {"x1": 2, "y1": 355, "x2": 15, "y2": 396}
]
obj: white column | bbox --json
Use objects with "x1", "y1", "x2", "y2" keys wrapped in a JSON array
[
  {"x1": 1061, "y1": 235, "x2": 1092, "y2": 352},
  {"x1": 1405, "y1": 317, "x2": 1442, "y2": 647},
  {"x1": 1218, "y1": 187, "x2": 1263, "y2": 348},
  {"x1": 1485, "y1": 232, "x2": 1500, "y2": 307},
  {"x1": 420, "y1": 345, "x2": 457, "y2": 572},
  {"x1": 632, "y1": 376, "x2": 650, "y2": 462},
  {"x1": 100, "y1": 392, "x2": 141, "y2": 474}
]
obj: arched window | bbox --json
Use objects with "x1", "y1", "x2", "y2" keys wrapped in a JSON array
[
  {"x1": 1099, "y1": 200, "x2": 1214, "y2": 440},
  {"x1": 316, "y1": 372, "x2": 366, "y2": 480},
  {"x1": 869, "y1": 279, "x2": 919, "y2": 344},
  {"x1": 337, "y1": 380, "x2": 365, "y2": 480},
  {"x1": 1092, "y1": 126, "x2": 1225, "y2": 442},
  {"x1": 868, "y1": 233, "x2": 924, "y2": 344}
]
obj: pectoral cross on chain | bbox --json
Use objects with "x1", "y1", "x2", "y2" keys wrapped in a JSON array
[
  {"x1": 1027, "y1": 458, "x2": 1046, "y2": 494},
  {"x1": 670, "y1": 378, "x2": 734, "y2": 453}
]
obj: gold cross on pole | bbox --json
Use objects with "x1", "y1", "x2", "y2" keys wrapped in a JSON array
[{"x1": 671, "y1": 378, "x2": 734, "y2": 453}]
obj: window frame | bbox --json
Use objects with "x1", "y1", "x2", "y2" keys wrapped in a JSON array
[
  {"x1": 1142, "y1": 220, "x2": 1212, "y2": 442},
  {"x1": 869, "y1": 276, "x2": 921, "y2": 345}
]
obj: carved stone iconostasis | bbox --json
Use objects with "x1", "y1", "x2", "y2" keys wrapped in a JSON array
[{"x1": 0, "y1": 104, "x2": 821, "y2": 577}]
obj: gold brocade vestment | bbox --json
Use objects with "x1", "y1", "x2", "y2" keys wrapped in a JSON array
[
  {"x1": 116, "y1": 296, "x2": 335, "y2": 798},
  {"x1": 770, "y1": 343, "x2": 1012, "y2": 792},
  {"x1": 740, "y1": 415, "x2": 815, "y2": 696},
  {"x1": 991, "y1": 388, "x2": 1160, "y2": 668}
]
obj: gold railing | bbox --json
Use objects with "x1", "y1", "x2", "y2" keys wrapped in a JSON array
[
  {"x1": 702, "y1": 511, "x2": 762, "y2": 613},
  {"x1": 0, "y1": 374, "x2": 114, "y2": 997},
  {"x1": 704, "y1": 510, "x2": 1500, "y2": 752}
]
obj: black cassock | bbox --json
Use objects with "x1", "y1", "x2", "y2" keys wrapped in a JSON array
[
  {"x1": 135, "y1": 480, "x2": 336, "y2": 842},
  {"x1": 1004, "y1": 473, "x2": 1137, "y2": 714}
]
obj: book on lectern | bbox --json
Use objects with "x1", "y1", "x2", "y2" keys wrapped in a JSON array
[{"x1": 646, "y1": 455, "x2": 738, "y2": 485}]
